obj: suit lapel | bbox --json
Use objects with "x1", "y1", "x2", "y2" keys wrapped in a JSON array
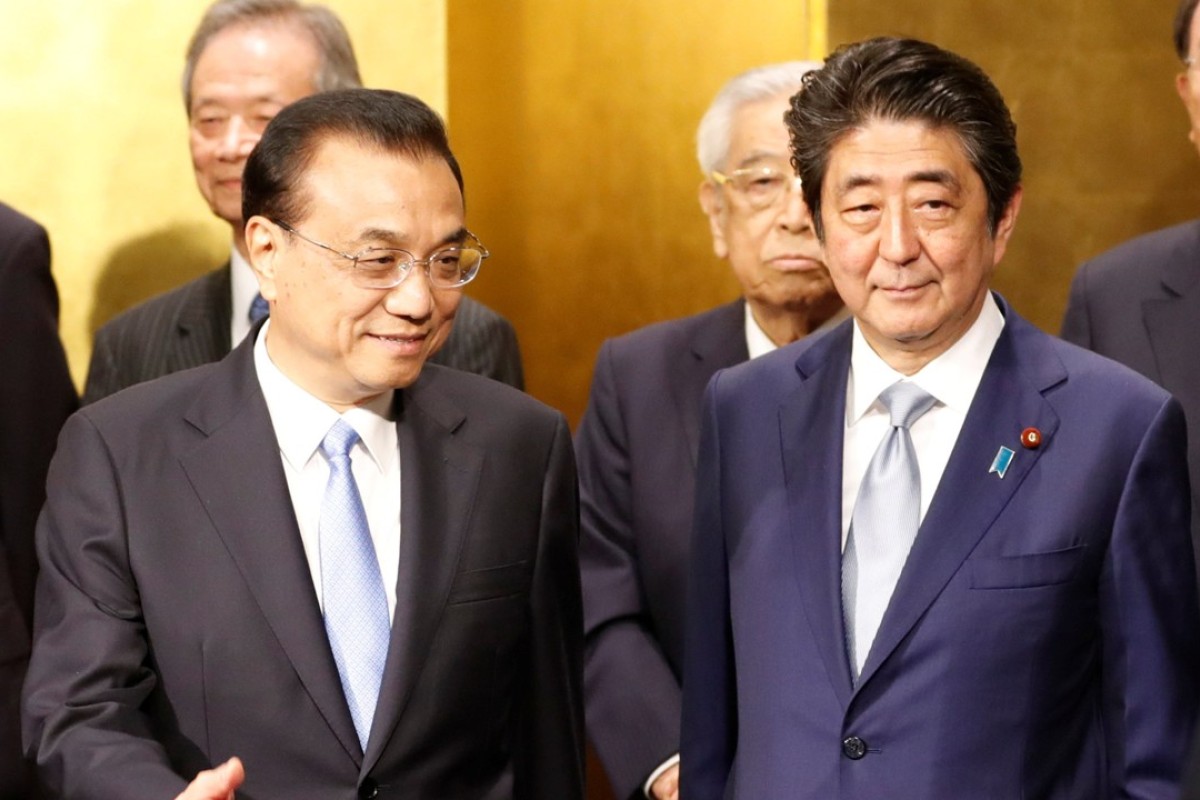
[
  {"x1": 780, "y1": 324, "x2": 856, "y2": 706},
  {"x1": 362, "y1": 369, "x2": 483, "y2": 774},
  {"x1": 1144, "y1": 259, "x2": 1200, "y2": 438},
  {"x1": 856, "y1": 310, "x2": 1064, "y2": 688},
  {"x1": 170, "y1": 265, "x2": 233, "y2": 371},
  {"x1": 675, "y1": 301, "x2": 748, "y2": 466},
  {"x1": 177, "y1": 335, "x2": 362, "y2": 763}
]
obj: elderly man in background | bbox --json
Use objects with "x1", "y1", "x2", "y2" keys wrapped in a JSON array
[
  {"x1": 682, "y1": 37, "x2": 1198, "y2": 799},
  {"x1": 83, "y1": 0, "x2": 523, "y2": 405},
  {"x1": 576, "y1": 61, "x2": 843, "y2": 800}
]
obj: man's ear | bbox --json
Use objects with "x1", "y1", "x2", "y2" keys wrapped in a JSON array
[
  {"x1": 990, "y1": 186, "x2": 1023, "y2": 266},
  {"x1": 698, "y1": 180, "x2": 729, "y2": 260},
  {"x1": 245, "y1": 215, "x2": 282, "y2": 301}
]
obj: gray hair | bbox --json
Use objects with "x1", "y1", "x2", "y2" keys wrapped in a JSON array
[
  {"x1": 182, "y1": 0, "x2": 362, "y2": 111},
  {"x1": 696, "y1": 60, "x2": 823, "y2": 175}
]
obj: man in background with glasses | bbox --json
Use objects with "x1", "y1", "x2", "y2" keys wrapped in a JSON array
[
  {"x1": 576, "y1": 62, "x2": 844, "y2": 800},
  {"x1": 83, "y1": 0, "x2": 524, "y2": 407},
  {"x1": 24, "y1": 89, "x2": 583, "y2": 800}
]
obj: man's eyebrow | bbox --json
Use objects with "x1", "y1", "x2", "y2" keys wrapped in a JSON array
[
  {"x1": 352, "y1": 226, "x2": 468, "y2": 249},
  {"x1": 834, "y1": 169, "x2": 962, "y2": 197},
  {"x1": 734, "y1": 150, "x2": 789, "y2": 169}
]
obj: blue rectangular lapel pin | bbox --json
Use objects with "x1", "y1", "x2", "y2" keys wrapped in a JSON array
[{"x1": 989, "y1": 446, "x2": 1015, "y2": 479}]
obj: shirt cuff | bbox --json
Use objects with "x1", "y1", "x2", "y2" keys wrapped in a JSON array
[{"x1": 642, "y1": 753, "x2": 680, "y2": 799}]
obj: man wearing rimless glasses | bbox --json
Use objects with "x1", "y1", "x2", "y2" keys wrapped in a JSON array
[{"x1": 23, "y1": 89, "x2": 584, "y2": 800}]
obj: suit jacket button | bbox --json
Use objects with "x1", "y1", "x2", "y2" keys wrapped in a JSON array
[
  {"x1": 359, "y1": 778, "x2": 379, "y2": 799},
  {"x1": 842, "y1": 735, "x2": 867, "y2": 760}
]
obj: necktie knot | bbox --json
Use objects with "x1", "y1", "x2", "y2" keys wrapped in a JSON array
[
  {"x1": 879, "y1": 381, "x2": 937, "y2": 430},
  {"x1": 322, "y1": 420, "x2": 360, "y2": 462},
  {"x1": 249, "y1": 292, "x2": 270, "y2": 324}
]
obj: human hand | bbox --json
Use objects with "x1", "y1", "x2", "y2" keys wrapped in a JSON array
[
  {"x1": 650, "y1": 762, "x2": 679, "y2": 800},
  {"x1": 174, "y1": 757, "x2": 244, "y2": 800}
]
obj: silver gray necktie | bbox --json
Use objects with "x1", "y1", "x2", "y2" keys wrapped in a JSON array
[{"x1": 843, "y1": 381, "x2": 938, "y2": 681}]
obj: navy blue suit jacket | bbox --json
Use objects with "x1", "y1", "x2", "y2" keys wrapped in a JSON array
[
  {"x1": 576, "y1": 301, "x2": 746, "y2": 799},
  {"x1": 682, "y1": 296, "x2": 1200, "y2": 799}
]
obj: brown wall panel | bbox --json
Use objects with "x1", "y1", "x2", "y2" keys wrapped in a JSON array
[
  {"x1": 826, "y1": 1, "x2": 1197, "y2": 333},
  {"x1": 448, "y1": 0, "x2": 823, "y2": 428}
]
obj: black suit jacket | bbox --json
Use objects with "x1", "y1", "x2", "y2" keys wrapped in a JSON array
[
  {"x1": 0, "y1": 203, "x2": 76, "y2": 800},
  {"x1": 24, "y1": 332, "x2": 583, "y2": 799},
  {"x1": 83, "y1": 264, "x2": 524, "y2": 404},
  {"x1": 575, "y1": 301, "x2": 746, "y2": 799}
]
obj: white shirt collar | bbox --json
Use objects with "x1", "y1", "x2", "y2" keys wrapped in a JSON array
[
  {"x1": 847, "y1": 292, "x2": 1005, "y2": 424},
  {"x1": 252, "y1": 320, "x2": 397, "y2": 474},
  {"x1": 744, "y1": 302, "x2": 853, "y2": 360}
]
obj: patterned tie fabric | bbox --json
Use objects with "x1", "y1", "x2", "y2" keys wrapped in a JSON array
[
  {"x1": 249, "y1": 292, "x2": 270, "y2": 323},
  {"x1": 319, "y1": 420, "x2": 390, "y2": 750},
  {"x1": 843, "y1": 381, "x2": 938, "y2": 681}
]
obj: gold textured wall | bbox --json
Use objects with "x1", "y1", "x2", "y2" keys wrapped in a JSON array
[
  {"x1": 827, "y1": 2, "x2": 1195, "y2": 333},
  {"x1": 0, "y1": 1, "x2": 445, "y2": 388},
  {"x1": 448, "y1": 0, "x2": 825, "y2": 428}
]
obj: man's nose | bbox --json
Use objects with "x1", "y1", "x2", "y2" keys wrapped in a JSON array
[
  {"x1": 383, "y1": 266, "x2": 435, "y2": 321},
  {"x1": 216, "y1": 116, "x2": 258, "y2": 161},
  {"x1": 777, "y1": 178, "x2": 813, "y2": 234}
]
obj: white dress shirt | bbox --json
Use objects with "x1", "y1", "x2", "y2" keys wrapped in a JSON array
[
  {"x1": 840, "y1": 293, "x2": 1005, "y2": 549},
  {"x1": 253, "y1": 322, "x2": 403, "y2": 621},
  {"x1": 230, "y1": 245, "x2": 260, "y2": 347}
]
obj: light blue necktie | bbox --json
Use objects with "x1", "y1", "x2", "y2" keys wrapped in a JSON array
[
  {"x1": 319, "y1": 419, "x2": 390, "y2": 750},
  {"x1": 842, "y1": 381, "x2": 938, "y2": 681},
  {"x1": 249, "y1": 292, "x2": 270, "y2": 323}
]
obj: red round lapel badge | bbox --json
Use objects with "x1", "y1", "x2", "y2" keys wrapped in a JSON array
[{"x1": 1020, "y1": 427, "x2": 1042, "y2": 449}]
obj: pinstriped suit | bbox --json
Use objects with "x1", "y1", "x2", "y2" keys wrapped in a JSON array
[{"x1": 83, "y1": 264, "x2": 524, "y2": 405}]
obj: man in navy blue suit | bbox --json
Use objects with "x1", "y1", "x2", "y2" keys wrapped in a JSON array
[
  {"x1": 576, "y1": 62, "x2": 843, "y2": 800},
  {"x1": 681, "y1": 37, "x2": 1200, "y2": 799}
]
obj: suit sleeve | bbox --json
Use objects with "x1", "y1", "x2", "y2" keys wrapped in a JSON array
[
  {"x1": 1100, "y1": 395, "x2": 1200, "y2": 796},
  {"x1": 679, "y1": 375, "x2": 736, "y2": 800},
  {"x1": 22, "y1": 412, "x2": 188, "y2": 800},
  {"x1": 1060, "y1": 259, "x2": 1094, "y2": 347},
  {"x1": 577, "y1": 341, "x2": 683, "y2": 800},
  {"x1": 514, "y1": 414, "x2": 585, "y2": 800}
]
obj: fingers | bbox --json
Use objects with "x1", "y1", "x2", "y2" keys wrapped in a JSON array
[
  {"x1": 174, "y1": 757, "x2": 245, "y2": 800},
  {"x1": 650, "y1": 763, "x2": 679, "y2": 800}
]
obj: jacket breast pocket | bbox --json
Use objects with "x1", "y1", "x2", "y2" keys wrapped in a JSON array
[
  {"x1": 969, "y1": 545, "x2": 1085, "y2": 590},
  {"x1": 447, "y1": 560, "x2": 532, "y2": 605}
]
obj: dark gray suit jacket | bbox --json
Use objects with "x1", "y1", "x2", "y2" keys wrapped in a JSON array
[
  {"x1": 576, "y1": 301, "x2": 746, "y2": 800},
  {"x1": 82, "y1": 264, "x2": 524, "y2": 404},
  {"x1": 1061, "y1": 219, "x2": 1200, "y2": 553},
  {"x1": 24, "y1": 330, "x2": 583, "y2": 800},
  {"x1": 0, "y1": 203, "x2": 76, "y2": 800}
]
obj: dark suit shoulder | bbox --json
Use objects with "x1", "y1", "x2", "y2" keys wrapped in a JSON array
[
  {"x1": 605, "y1": 301, "x2": 742, "y2": 356},
  {"x1": 410, "y1": 363, "x2": 564, "y2": 436},
  {"x1": 93, "y1": 268, "x2": 229, "y2": 345},
  {"x1": 0, "y1": 202, "x2": 47, "y2": 242},
  {"x1": 1079, "y1": 218, "x2": 1200, "y2": 296}
]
